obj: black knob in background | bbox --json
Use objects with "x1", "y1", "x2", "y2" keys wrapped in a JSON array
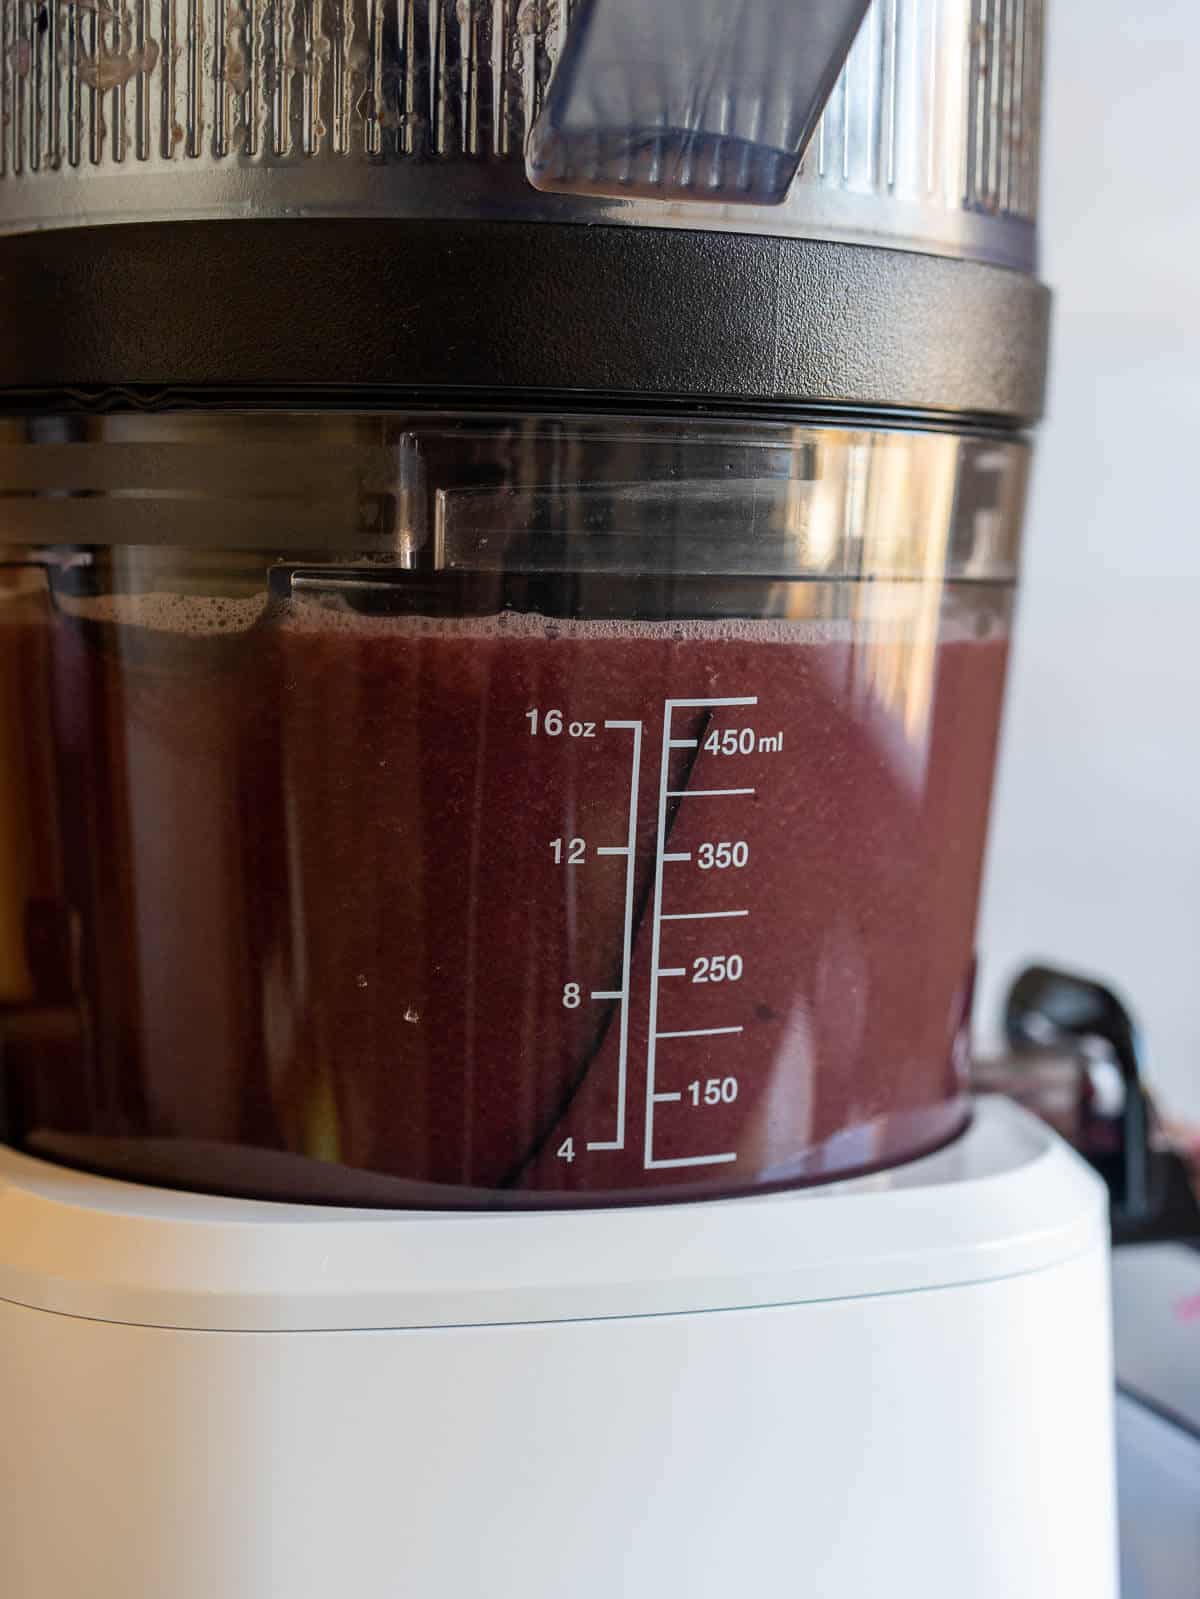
[
  {"x1": 1001, "y1": 964, "x2": 1199, "y2": 1243},
  {"x1": 1006, "y1": 965, "x2": 1142, "y2": 1080}
]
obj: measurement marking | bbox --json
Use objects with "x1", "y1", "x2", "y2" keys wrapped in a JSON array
[
  {"x1": 663, "y1": 851, "x2": 692, "y2": 862},
  {"x1": 644, "y1": 694, "x2": 759, "y2": 1171},
  {"x1": 652, "y1": 1091, "x2": 682, "y2": 1103},
  {"x1": 643, "y1": 706, "x2": 672, "y2": 1167},
  {"x1": 647, "y1": 1152, "x2": 739, "y2": 1169},
  {"x1": 587, "y1": 718, "x2": 643, "y2": 1153},
  {"x1": 656, "y1": 1025, "x2": 744, "y2": 1040},
  {"x1": 668, "y1": 737, "x2": 699, "y2": 748},
  {"x1": 666, "y1": 696, "x2": 759, "y2": 709},
  {"x1": 658, "y1": 967, "x2": 687, "y2": 977},
  {"x1": 667, "y1": 787, "x2": 756, "y2": 798},
  {"x1": 661, "y1": 909, "x2": 748, "y2": 922},
  {"x1": 595, "y1": 845, "x2": 630, "y2": 856},
  {"x1": 590, "y1": 990, "x2": 625, "y2": 1001}
]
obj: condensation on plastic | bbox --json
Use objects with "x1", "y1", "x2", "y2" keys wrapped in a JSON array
[{"x1": 0, "y1": 410, "x2": 1027, "y2": 1208}]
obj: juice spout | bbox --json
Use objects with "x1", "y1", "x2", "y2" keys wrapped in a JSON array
[{"x1": 527, "y1": 0, "x2": 871, "y2": 205}]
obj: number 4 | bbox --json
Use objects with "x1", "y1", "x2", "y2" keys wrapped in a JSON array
[{"x1": 557, "y1": 1137, "x2": 576, "y2": 1163}]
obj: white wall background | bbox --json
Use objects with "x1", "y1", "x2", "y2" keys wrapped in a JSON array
[{"x1": 977, "y1": 2, "x2": 1200, "y2": 1115}]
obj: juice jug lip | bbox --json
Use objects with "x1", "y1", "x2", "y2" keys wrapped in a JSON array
[{"x1": 0, "y1": 1098, "x2": 1108, "y2": 1333}]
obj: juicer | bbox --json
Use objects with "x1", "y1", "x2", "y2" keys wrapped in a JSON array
[{"x1": 0, "y1": 2, "x2": 1118, "y2": 1594}]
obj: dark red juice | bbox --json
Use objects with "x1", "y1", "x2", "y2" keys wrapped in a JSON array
[{"x1": 5, "y1": 587, "x2": 1010, "y2": 1205}]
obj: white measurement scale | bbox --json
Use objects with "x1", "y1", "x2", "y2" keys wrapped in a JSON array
[
  {"x1": 534, "y1": 694, "x2": 784, "y2": 1172},
  {"x1": 644, "y1": 696, "x2": 759, "y2": 1170}
]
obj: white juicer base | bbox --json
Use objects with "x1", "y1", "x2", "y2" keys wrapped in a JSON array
[{"x1": 0, "y1": 1098, "x2": 1118, "y2": 1598}]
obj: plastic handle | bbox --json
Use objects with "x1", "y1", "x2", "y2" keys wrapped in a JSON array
[{"x1": 526, "y1": 0, "x2": 872, "y2": 206}]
